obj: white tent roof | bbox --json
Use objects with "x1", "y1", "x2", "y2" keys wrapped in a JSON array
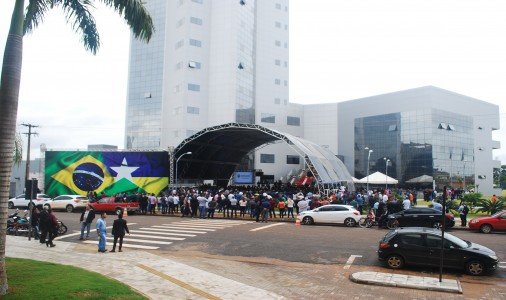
[
  {"x1": 405, "y1": 174, "x2": 434, "y2": 183},
  {"x1": 358, "y1": 171, "x2": 398, "y2": 184}
]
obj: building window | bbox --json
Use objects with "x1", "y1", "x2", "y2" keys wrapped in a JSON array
[
  {"x1": 187, "y1": 106, "x2": 200, "y2": 114},
  {"x1": 275, "y1": 79, "x2": 281, "y2": 85},
  {"x1": 188, "y1": 61, "x2": 201, "y2": 69},
  {"x1": 261, "y1": 113, "x2": 275, "y2": 123},
  {"x1": 286, "y1": 155, "x2": 300, "y2": 165},
  {"x1": 388, "y1": 124, "x2": 397, "y2": 131},
  {"x1": 188, "y1": 83, "x2": 200, "y2": 91},
  {"x1": 189, "y1": 39, "x2": 202, "y2": 47},
  {"x1": 176, "y1": 18, "x2": 185, "y2": 28},
  {"x1": 275, "y1": 40, "x2": 281, "y2": 47},
  {"x1": 261, "y1": 154, "x2": 275, "y2": 163},
  {"x1": 190, "y1": 17, "x2": 202, "y2": 25},
  {"x1": 284, "y1": 80, "x2": 288, "y2": 86},
  {"x1": 275, "y1": 21, "x2": 281, "y2": 28},
  {"x1": 274, "y1": 98, "x2": 281, "y2": 104},
  {"x1": 275, "y1": 3, "x2": 282, "y2": 9},
  {"x1": 275, "y1": 59, "x2": 281, "y2": 66},
  {"x1": 287, "y1": 116, "x2": 300, "y2": 126},
  {"x1": 175, "y1": 40, "x2": 184, "y2": 49}
]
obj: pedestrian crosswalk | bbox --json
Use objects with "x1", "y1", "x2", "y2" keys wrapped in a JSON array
[{"x1": 81, "y1": 219, "x2": 250, "y2": 250}]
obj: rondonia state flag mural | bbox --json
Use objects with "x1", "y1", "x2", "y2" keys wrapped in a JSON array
[{"x1": 45, "y1": 151, "x2": 169, "y2": 197}]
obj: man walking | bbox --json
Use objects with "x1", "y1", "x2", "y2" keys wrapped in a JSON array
[
  {"x1": 96, "y1": 212, "x2": 107, "y2": 253},
  {"x1": 110, "y1": 212, "x2": 130, "y2": 252},
  {"x1": 79, "y1": 205, "x2": 95, "y2": 240}
]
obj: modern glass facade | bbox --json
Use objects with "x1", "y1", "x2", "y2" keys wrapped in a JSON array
[{"x1": 354, "y1": 108, "x2": 475, "y2": 190}]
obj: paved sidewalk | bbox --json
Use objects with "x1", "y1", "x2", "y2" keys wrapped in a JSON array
[
  {"x1": 6, "y1": 235, "x2": 283, "y2": 300},
  {"x1": 350, "y1": 271, "x2": 463, "y2": 294}
]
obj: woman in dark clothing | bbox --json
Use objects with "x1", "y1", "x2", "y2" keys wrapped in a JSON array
[{"x1": 46, "y1": 208, "x2": 58, "y2": 247}]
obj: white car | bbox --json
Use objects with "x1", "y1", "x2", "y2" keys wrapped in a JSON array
[
  {"x1": 299, "y1": 204, "x2": 361, "y2": 227},
  {"x1": 8, "y1": 194, "x2": 52, "y2": 209},
  {"x1": 49, "y1": 195, "x2": 89, "y2": 213}
]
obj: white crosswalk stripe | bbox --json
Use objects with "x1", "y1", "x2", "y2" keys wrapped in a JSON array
[
  {"x1": 76, "y1": 219, "x2": 249, "y2": 250},
  {"x1": 499, "y1": 262, "x2": 506, "y2": 269}
]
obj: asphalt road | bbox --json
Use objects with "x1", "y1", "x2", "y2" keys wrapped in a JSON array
[
  {"x1": 47, "y1": 210, "x2": 505, "y2": 276},
  {"x1": 17, "y1": 209, "x2": 506, "y2": 279}
]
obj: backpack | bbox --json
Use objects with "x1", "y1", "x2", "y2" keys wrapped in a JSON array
[{"x1": 463, "y1": 205, "x2": 469, "y2": 214}]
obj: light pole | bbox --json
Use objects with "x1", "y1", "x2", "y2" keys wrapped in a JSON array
[
  {"x1": 383, "y1": 157, "x2": 391, "y2": 191},
  {"x1": 175, "y1": 152, "x2": 192, "y2": 191},
  {"x1": 365, "y1": 147, "x2": 373, "y2": 193}
]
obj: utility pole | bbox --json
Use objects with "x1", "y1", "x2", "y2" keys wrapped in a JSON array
[{"x1": 21, "y1": 123, "x2": 39, "y2": 183}]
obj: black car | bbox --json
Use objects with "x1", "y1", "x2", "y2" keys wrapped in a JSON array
[
  {"x1": 377, "y1": 227, "x2": 499, "y2": 275},
  {"x1": 386, "y1": 207, "x2": 455, "y2": 229}
]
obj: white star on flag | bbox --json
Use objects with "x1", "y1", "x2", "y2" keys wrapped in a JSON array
[{"x1": 110, "y1": 158, "x2": 139, "y2": 183}]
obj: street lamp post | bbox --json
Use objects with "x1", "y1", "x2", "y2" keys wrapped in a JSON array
[
  {"x1": 175, "y1": 152, "x2": 192, "y2": 191},
  {"x1": 365, "y1": 147, "x2": 373, "y2": 193},
  {"x1": 383, "y1": 157, "x2": 391, "y2": 191}
]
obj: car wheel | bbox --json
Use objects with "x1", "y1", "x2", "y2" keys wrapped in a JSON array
[
  {"x1": 479, "y1": 224, "x2": 492, "y2": 234},
  {"x1": 386, "y1": 254, "x2": 404, "y2": 269},
  {"x1": 8, "y1": 202, "x2": 14, "y2": 209},
  {"x1": 115, "y1": 208, "x2": 123, "y2": 216},
  {"x1": 386, "y1": 219, "x2": 398, "y2": 229},
  {"x1": 466, "y1": 260, "x2": 485, "y2": 276},
  {"x1": 301, "y1": 216, "x2": 314, "y2": 225},
  {"x1": 344, "y1": 217, "x2": 356, "y2": 227},
  {"x1": 66, "y1": 205, "x2": 74, "y2": 213},
  {"x1": 432, "y1": 221, "x2": 443, "y2": 230}
]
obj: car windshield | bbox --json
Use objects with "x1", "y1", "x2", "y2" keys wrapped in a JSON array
[
  {"x1": 490, "y1": 211, "x2": 504, "y2": 218},
  {"x1": 443, "y1": 232, "x2": 468, "y2": 248}
]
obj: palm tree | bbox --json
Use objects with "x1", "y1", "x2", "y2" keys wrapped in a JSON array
[
  {"x1": 476, "y1": 198, "x2": 506, "y2": 215},
  {"x1": 0, "y1": 0, "x2": 154, "y2": 295},
  {"x1": 13, "y1": 133, "x2": 23, "y2": 165}
]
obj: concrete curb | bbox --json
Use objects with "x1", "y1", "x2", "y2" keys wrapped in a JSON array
[{"x1": 349, "y1": 271, "x2": 463, "y2": 294}]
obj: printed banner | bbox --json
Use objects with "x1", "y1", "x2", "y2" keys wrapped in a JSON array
[{"x1": 45, "y1": 151, "x2": 169, "y2": 197}]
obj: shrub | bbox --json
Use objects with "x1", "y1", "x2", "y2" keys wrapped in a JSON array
[{"x1": 475, "y1": 198, "x2": 506, "y2": 215}]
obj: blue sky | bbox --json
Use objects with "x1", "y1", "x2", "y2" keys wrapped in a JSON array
[{"x1": 1, "y1": 0, "x2": 506, "y2": 163}]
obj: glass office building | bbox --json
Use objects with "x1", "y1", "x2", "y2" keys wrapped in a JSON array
[{"x1": 333, "y1": 86, "x2": 500, "y2": 195}]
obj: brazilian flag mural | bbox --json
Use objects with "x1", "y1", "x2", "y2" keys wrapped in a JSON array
[{"x1": 45, "y1": 151, "x2": 169, "y2": 198}]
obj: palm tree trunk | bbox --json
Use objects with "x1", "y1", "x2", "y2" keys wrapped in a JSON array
[{"x1": 0, "y1": 0, "x2": 25, "y2": 295}]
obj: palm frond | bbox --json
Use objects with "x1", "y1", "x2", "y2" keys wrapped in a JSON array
[
  {"x1": 13, "y1": 132, "x2": 23, "y2": 165},
  {"x1": 23, "y1": 0, "x2": 53, "y2": 34},
  {"x1": 52, "y1": 0, "x2": 101, "y2": 54},
  {"x1": 100, "y1": 0, "x2": 154, "y2": 42}
]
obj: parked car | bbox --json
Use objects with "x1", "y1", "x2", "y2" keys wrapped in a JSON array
[
  {"x1": 48, "y1": 195, "x2": 89, "y2": 213},
  {"x1": 387, "y1": 207, "x2": 455, "y2": 229},
  {"x1": 90, "y1": 197, "x2": 140, "y2": 215},
  {"x1": 8, "y1": 194, "x2": 52, "y2": 209},
  {"x1": 378, "y1": 227, "x2": 499, "y2": 275},
  {"x1": 299, "y1": 204, "x2": 361, "y2": 227},
  {"x1": 468, "y1": 210, "x2": 506, "y2": 233}
]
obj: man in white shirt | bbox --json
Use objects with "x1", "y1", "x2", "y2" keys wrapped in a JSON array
[{"x1": 402, "y1": 198, "x2": 411, "y2": 210}]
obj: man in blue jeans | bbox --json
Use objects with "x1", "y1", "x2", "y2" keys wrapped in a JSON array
[
  {"x1": 96, "y1": 212, "x2": 107, "y2": 252},
  {"x1": 79, "y1": 205, "x2": 95, "y2": 240}
]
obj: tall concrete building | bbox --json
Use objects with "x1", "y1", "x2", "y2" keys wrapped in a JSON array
[{"x1": 125, "y1": 0, "x2": 303, "y2": 178}]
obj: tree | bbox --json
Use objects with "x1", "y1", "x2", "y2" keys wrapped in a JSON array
[
  {"x1": 13, "y1": 133, "x2": 22, "y2": 165},
  {"x1": 0, "y1": 0, "x2": 154, "y2": 295},
  {"x1": 476, "y1": 198, "x2": 506, "y2": 215}
]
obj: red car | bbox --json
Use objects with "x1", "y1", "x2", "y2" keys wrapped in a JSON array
[
  {"x1": 468, "y1": 210, "x2": 506, "y2": 233},
  {"x1": 90, "y1": 197, "x2": 140, "y2": 215}
]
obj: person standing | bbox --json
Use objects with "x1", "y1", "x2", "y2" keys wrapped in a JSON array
[
  {"x1": 261, "y1": 197, "x2": 271, "y2": 223},
  {"x1": 110, "y1": 212, "x2": 130, "y2": 252},
  {"x1": 46, "y1": 208, "x2": 58, "y2": 247},
  {"x1": 79, "y1": 205, "x2": 95, "y2": 240},
  {"x1": 31, "y1": 207, "x2": 40, "y2": 240},
  {"x1": 39, "y1": 206, "x2": 50, "y2": 244},
  {"x1": 458, "y1": 201, "x2": 469, "y2": 227},
  {"x1": 286, "y1": 197, "x2": 294, "y2": 219},
  {"x1": 96, "y1": 212, "x2": 108, "y2": 253}
]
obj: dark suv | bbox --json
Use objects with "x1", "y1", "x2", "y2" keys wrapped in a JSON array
[
  {"x1": 377, "y1": 227, "x2": 498, "y2": 275},
  {"x1": 386, "y1": 207, "x2": 455, "y2": 229}
]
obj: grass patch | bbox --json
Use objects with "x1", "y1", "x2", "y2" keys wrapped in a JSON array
[{"x1": 4, "y1": 257, "x2": 147, "y2": 300}]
